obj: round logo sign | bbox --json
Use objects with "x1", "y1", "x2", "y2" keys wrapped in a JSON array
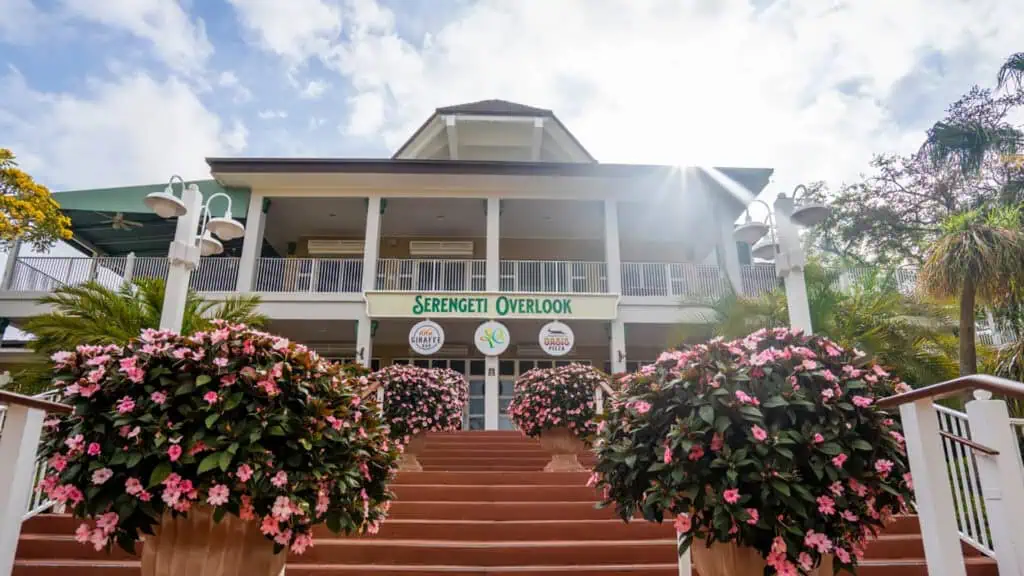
[
  {"x1": 409, "y1": 320, "x2": 445, "y2": 355},
  {"x1": 474, "y1": 321, "x2": 510, "y2": 356},
  {"x1": 538, "y1": 321, "x2": 574, "y2": 356}
]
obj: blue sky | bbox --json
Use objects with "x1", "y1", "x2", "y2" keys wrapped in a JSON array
[{"x1": 1, "y1": 0, "x2": 1022, "y2": 197}]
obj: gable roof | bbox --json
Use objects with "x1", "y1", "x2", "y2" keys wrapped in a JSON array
[{"x1": 435, "y1": 99, "x2": 554, "y2": 117}]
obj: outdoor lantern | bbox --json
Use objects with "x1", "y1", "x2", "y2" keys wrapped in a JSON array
[
  {"x1": 206, "y1": 213, "x2": 245, "y2": 241},
  {"x1": 791, "y1": 201, "x2": 830, "y2": 227},
  {"x1": 199, "y1": 230, "x2": 224, "y2": 256},
  {"x1": 751, "y1": 238, "x2": 778, "y2": 261},
  {"x1": 733, "y1": 213, "x2": 770, "y2": 245},
  {"x1": 145, "y1": 187, "x2": 188, "y2": 219}
]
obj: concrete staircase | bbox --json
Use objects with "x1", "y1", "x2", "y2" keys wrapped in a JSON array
[{"x1": 13, "y1": 431, "x2": 1000, "y2": 575}]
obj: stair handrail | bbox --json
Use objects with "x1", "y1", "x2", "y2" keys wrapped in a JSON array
[
  {"x1": 0, "y1": 390, "x2": 72, "y2": 576},
  {"x1": 877, "y1": 374, "x2": 1024, "y2": 576}
]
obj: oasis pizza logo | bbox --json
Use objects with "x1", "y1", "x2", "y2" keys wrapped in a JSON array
[{"x1": 538, "y1": 321, "x2": 574, "y2": 357}]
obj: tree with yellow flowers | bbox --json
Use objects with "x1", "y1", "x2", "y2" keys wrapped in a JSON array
[{"x1": 0, "y1": 148, "x2": 72, "y2": 251}]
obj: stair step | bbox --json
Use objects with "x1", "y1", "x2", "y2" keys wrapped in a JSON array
[
  {"x1": 391, "y1": 472, "x2": 591, "y2": 486},
  {"x1": 388, "y1": 502, "x2": 621, "y2": 521},
  {"x1": 391, "y1": 485, "x2": 601, "y2": 502},
  {"x1": 418, "y1": 457, "x2": 554, "y2": 466},
  {"x1": 420, "y1": 465, "x2": 551, "y2": 472}
]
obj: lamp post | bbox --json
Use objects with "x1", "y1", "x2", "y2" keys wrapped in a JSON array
[
  {"x1": 733, "y1": 185, "x2": 829, "y2": 333},
  {"x1": 145, "y1": 175, "x2": 246, "y2": 332}
]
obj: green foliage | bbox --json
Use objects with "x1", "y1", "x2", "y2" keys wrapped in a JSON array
[
  {"x1": 506, "y1": 363, "x2": 608, "y2": 440},
  {"x1": 23, "y1": 277, "x2": 268, "y2": 356},
  {"x1": 368, "y1": 364, "x2": 467, "y2": 440},
  {"x1": 592, "y1": 329, "x2": 915, "y2": 575},
  {"x1": 38, "y1": 322, "x2": 399, "y2": 554}
]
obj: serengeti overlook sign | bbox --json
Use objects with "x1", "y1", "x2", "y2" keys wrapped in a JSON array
[{"x1": 364, "y1": 291, "x2": 619, "y2": 320}]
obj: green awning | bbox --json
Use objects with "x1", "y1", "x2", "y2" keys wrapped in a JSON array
[{"x1": 53, "y1": 180, "x2": 255, "y2": 257}]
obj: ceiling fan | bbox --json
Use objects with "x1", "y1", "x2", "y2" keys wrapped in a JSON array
[{"x1": 94, "y1": 212, "x2": 144, "y2": 231}]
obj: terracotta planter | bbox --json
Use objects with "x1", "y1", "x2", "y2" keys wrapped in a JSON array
[
  {"x1": 399, "y1": 434, "x2": 427, "y2": 471},
  {"x1": 538, "y1": 427, "x2": 586, "y2": 472},
  {"x1": 692, "y1": 539, "x2": 833, "y2": 576},
  {"x1": 141, "y1": 506, "x2": 286, "y2": 576}
]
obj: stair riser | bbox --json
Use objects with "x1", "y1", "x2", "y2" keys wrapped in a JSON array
[
  {"x1": 392, "y1": 472, "x2": 592, "y2": 485},
  {"x1": 292, "y1": 542, "x2": 677, "y2": 566},
  {"x1": 391, "y1": 485, "x2": 601, "y2": 502},
  {"x1": 389, "y1": 502, "x2": 622, "y2": 521}
]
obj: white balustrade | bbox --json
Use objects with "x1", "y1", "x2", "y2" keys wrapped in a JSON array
[
  {"x1": 189, "y1": 257, "x2": 240, "y2": 292},
  {"x1": 378, "y1": 259, "x2": 486, "y2": 292},
  {"x1": 934, "y1": 405, "x2": 994, "y2": 556},
  {"x1": 253, "y1": 258, "x2": 364, "y2": 293},
  {"x1": 499, "y1": 260, "x2": 607, "y2": 294}
]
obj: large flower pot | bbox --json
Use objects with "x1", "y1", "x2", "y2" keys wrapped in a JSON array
[
  {"x1": 692, "y1": 540, "x2": 833, "y2": 576},
  {"x1": 398, "y1": 434, "x2": 427, "y2": 471},
  {"x1": 141, "y1": 506, "x2": 286, "y2": 576},
  {"x1": 538, "y1": 427, "x2": 586, "y2": 472}
]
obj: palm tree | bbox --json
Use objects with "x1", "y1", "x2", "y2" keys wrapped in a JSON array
[
  {"x1": 918, "y1": 207, "x2": 1024, "y2": 375},
  {"x1": 997, "y1": 52, "x2": 1024, "y2": 91},
  {"x1": 22, "y1": 277, "x2": 267, "y2": 356},
  {"x1": 680, "y1": 263, "x2": 960, "y2": 387}
]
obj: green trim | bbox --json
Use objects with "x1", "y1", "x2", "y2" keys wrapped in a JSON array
[{"x1": 54, "y1": 180, "x2": 251, "y2": 216}]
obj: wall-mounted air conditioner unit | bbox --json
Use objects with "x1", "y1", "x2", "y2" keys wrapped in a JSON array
[
  {"x1": 408, "y1": 345, "x2": 470, "y2": 357},
  {"x1": 307, "y1": 239, "x2": 365, "y2": 255},
  {"x1": 408, "y1": 241, "x2": 474, "y2": 257}
]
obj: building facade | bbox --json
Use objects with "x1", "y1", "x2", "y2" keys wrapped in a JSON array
[{"x1": 0, "y1": 100, "x2": 775, "y2": 430}]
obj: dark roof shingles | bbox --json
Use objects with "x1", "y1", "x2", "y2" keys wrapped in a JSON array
[{"x1": 436, "y1": 99, "x2": 553, "y2": 117}]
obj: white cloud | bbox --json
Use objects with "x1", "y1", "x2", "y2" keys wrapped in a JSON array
[
  {"x1": 300, "y1": 79, "x2": 329, "y2": 99},
  {"x1": 60, "y1": 0, "x2": 213, "y2": 73},
  {"x1": 226, "y1": 0, "x2": 342, "y2": 62},
  {"x1": 218, "y1": 70, "x2": 253, "y2": 103},
  {"x1": 0, "y1": 70, "x2": 246, "y2": 189},
  {"x1": 0, "y1": 0, "x2": 47, "y2": 43},
  {"x1": 258, "y1": 109, "x2": 289, "y2": 119},
  {"x1": 318, "y1": 0, "x2": 1024, "y2": 195}
]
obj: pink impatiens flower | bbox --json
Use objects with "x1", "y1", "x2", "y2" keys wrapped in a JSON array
[
  {"x1": 203, "y1": 391, "x2": 219, "y2": 405},
  {"x1": 813, "y1": 433, "x2": 824, "y2": 444},
  {"x1": 115, "y1": 396, "x2": 135, "y2": 414},
  {"x1": 290, "y1": 532, "x2": 314, "y2": 554},
  {"x1": 831, "y1": 453, "x2": 848, "y2": 468},
  {"x1": 206, "y1": 484, "x2": 230, "y2": 507},
  {"x1": 236, "y1": 464, "x2": 253, "y2": 482},
  {"x1": 874, "y1": 459, "x2": 894, "y2": 477},
  {"x1": 673, "y1": 513, "x2": 691, "y2": 533},
  {"x1": 91, "y1": 468, "x2": 113, "y2": 485},
  {"x1": 663, "y1": 445, "x2": 672, "y2": 464},
  {"x1": 816, "y1": 495, "x2": 836, "y2": 515},
  {"x1": 851, "y1": 396, "x2": 873, "y2": 408},
  {"x1": 631, "y1": 401, "x2": 652, "y2": 414},
  {"x1": 150, "y1": 391, "x2": 167, "y2": 405},
  {"x1": 271, "y1": 470, "x2": 288, "y2": 488},
  {"x1": 751, "y1": 425, "x2": 768, "y2": 442},
  {"x1": 167, "y1": 445, "x2": 183, "y2": 462},
  {"x1": 745, "y1": 508, "x2": 759, "y2": 525},
  {"x1": 722, "y1": 489, "x2": 741, "y2": 504},
  {"x1": 87, "y1": 442, "x2": 101, "y2": 456},
  {"x1": 125, "y1": 478, "x2": 143, "y2": 496}
]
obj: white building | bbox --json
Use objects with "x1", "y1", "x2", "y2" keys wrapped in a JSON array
[{"x1": 0, "y1": 99, "x2": 776, "y2": 430}]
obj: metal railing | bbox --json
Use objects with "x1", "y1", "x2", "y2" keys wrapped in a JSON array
[
  {"x1": 934, "y1": 404, "x2": 993, "y2": 556},
  {"x1": 255, "y1": 258, "x2": 363, "y2": 293},
  {"x1": 500, "y1": 260, "x2": 606, "y2": 294},
  {"x1": 621, "y1": 263, "x2": 727, "y2": 300},
  {"x1": 377, "y1": 258, "x2": 486, "y2": 292}
]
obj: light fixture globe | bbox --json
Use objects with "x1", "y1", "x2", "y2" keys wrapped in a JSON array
[
  {"x1": 791, "y1": 202, "x2": 830, "y2": 227},
  {"x1": 751, "y1": 238, "x2": 779, "y2": 261},
  {"x1": 199, "y1": 230, "x2": 224, "y2": 257},
  {"x1": 145, "y1": 189, "x2": 187, "y2": 219},
  {"x1": 734, "y1": 220, "x2": 769, "y2": 245},
  {"x1": 206, "y1": 216, "x2": 245, "y2": 241}
]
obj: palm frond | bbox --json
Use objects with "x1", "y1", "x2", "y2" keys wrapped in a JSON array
[
  {"x1": 997, "y1": 52, "x2": 1024, "y2": 91},
  {"x1": 920, "y1": 120, "x2": 1022, "y2": 175}
]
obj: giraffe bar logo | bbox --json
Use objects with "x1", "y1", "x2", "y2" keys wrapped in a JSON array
[
  {"x1": 409, "y1": 320, "x2": 445, "y2": 356},
  {"x1": 365, "y1": 291, "x2": 619, "y2": 320},
  {"x1": 474, "y1": 321, "x2": 510, "y2": 356}
]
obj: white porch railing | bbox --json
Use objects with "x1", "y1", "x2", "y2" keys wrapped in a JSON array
[
  {"x1": 500, "y1": 260, "x2": 607, "y2": 294},
  {"x1": 878, "y1": 376, "x2": 1024, "y2": 576},
  {"x1": 0, "y1": 390, "x2": 71, "y2": 576},
  {"x1": 377, "y1": 258, "x2": 486, "y2": 292},
  {"x1": 5, "y1": 255, "x2": 239, "y2": 292},
  {"x1": 253, "y1": 258, "x2": 363, "y2": 293}
]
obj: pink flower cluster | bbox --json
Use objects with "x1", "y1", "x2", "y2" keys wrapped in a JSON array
[
  {"x1": 506, "y1": 363, "x2": 608, "y2": 439},
  {"x1": 38, "y1": 320, "x2": 400, "y2": 555},
  {"x1": 370, "y1": 364, "x2": 468, "y2": 441},
  {"x1": 591, "y1": 327, "x2": 915, "y2": 574}
]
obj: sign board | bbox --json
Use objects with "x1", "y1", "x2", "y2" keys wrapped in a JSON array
[
  {"x1": 538, "y1": 321, "x2": 574, "y2": 356},
  {"x1": 366, "y1": 291, "x2": 619, "y2": 320},
  {"x1": 408, "y1": 320, "x2": 445, "y2": 355},
  {"x1": 475, "y1": 321, "x2": 510, "y2": 356}
]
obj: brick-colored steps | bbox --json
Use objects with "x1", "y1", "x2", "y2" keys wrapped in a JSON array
[{"x1": 13, "y1": 431, "x2": 1000, "y2": 575}]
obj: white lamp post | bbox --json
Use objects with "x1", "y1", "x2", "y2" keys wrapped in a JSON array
[
  {"x1": 734, "y1": 184, "x2": 829, "y2": 334},
  {"x1": 146, "y1": 175, "x2": 245, "y2": 333}
]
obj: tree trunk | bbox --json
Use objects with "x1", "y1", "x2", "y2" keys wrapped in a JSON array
[{"x1": 960, "y1": 279, "x2": 977, "y2": 376}]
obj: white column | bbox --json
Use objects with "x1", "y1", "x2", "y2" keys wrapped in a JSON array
[
  {"x1": 356, "y1": 318, "x2": 373, "y2": 369},
  {"x1": 486, "y1": 198, "x2": 500, "y2": 292},
  {"x1": 236, "y1": 195, "x2": 266, "y2": 292},
  {"x1": 716, "y1": 209, "x2": 742, "y2": 293},
  {"x1": 159, "y1": 185, "x2": 203, "y2": 332},
  {"x1": 1, "y1": 240, "x2": 22, "y2": 290},
  {"x1": 610, "y1": 320, "x2": 626, "y2": 374},
  {"x1": 484, "y1": 356, "x2": 499, "y2": 430},
  {"x1": 899, "y1": 399, "x2": 968, "y2": 576},
  {"x1": 773, "y1": 194, "x2": 813, "y2": 333},
  {"x1": 604, "y1": 200, "x2": 622, "y2": 294},
  {"x1": 0, "y1": 404, "x2": 45, "y2": 575},
  {"x1": 965, "y1": 396, "x2": 1024, "y2": 575},
  {"x1": 362, "y1": 197, "x2": 382, "y2": 293},
  {"x1": 122, "y1": 252, "x2": 137, "y2": 286}
]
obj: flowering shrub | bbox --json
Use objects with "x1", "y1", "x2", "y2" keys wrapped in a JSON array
[
  {"x1": 37, "y1": 322, "x2": 400, "y2": 555},
  {"x1": 507, "y1": 363, "x2": 609, "y2": 440},
  {"x1": 369, "y1": 364, "x2": 467, "y2": 440},
  {"x1": 592, "y1": 328, "x2": 914, "y2": 575}
]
